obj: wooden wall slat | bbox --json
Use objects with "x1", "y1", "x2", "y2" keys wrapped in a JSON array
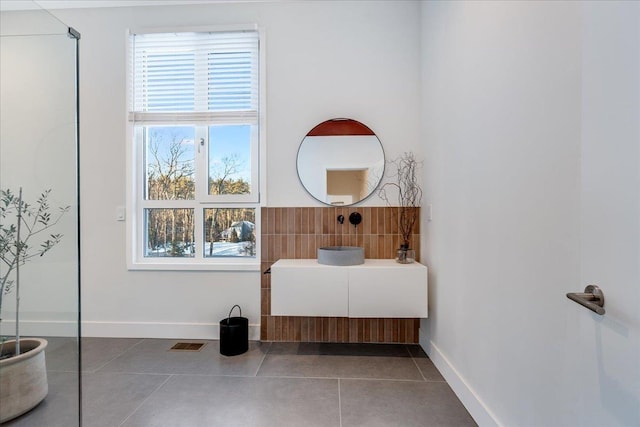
[{"x1": 261, "y1": 207, "x2": 421, "y2": 343}]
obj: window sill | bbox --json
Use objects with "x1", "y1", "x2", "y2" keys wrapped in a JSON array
[{"x1": 127, "y1": 261, "x2": 261, "y2": 272}]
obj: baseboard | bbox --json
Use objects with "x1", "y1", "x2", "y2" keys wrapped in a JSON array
[
  {"x1": 419, "y1": 328, "x2": 501, "y2": 427},
  {"x1": 81, "y1": 321, "x2": 261, "y2": 341},
  {"x1": 1, "y1": 320, "x2": 260, "y2": 341}
]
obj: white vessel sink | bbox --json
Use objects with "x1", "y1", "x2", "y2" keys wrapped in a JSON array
[{"x1": 317, "y1": 246, "x2": 365, "y2": 266}]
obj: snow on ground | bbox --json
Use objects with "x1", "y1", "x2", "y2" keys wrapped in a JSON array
[{"x1": 146, "y1": 241, "x2": 253, "y2": 257}]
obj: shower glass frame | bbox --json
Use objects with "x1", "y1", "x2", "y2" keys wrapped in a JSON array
[{"x1": 1, "y1": 2, "x2": 81, "y2": 425}]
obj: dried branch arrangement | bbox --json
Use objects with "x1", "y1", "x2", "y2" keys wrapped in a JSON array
[{"x1": 378, "y1": 152, "x2": 423, "y2": 249}]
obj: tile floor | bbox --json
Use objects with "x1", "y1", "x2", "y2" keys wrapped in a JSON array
[{"x1": 4, "y1": 338, "x2": 476, "y2": 427}]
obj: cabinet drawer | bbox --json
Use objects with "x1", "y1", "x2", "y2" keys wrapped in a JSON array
[
  {"x1": 348, "y1": 267, "x2": 428, "y2": 318},
  {"x1": 271, "y1": 265, "x2": 349, "y2": 317}
]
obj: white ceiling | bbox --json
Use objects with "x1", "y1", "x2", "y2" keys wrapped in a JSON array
[{"x1": 0, "y1": 0, "x2": 270, "y2": 12}]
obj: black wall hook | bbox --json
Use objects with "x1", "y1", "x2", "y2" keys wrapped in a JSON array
[{"x1": 337, "y1": 214, "x2": 345, "y2": 224}]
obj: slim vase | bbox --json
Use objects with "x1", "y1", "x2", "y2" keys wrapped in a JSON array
[{"x1": 395, "y1": 247, "x2": 415, "y2": 264}]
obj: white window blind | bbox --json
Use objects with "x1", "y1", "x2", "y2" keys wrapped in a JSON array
[{"x1": 130, "y1": 31, "x2": 259, "y2": 122}]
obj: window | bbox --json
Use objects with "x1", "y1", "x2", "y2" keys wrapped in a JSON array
[{"x1": 128, "y1": 29, "x2": 262, "y2": 270}]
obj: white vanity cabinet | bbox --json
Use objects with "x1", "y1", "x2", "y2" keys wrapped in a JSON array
[
  {"x1": 348, "y1": 261, "x2": 428, "y2": 317},
  {"x1": 271, "y1": 260, "x2": 349, "y2": 316},
  {"x1": 270, "y1": 259, "x2": 428, "y2": 318}
]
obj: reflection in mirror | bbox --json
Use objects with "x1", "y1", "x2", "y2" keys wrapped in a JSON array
[{"x1": 297, "y1": 118, "x2": 385, "y2": 206}]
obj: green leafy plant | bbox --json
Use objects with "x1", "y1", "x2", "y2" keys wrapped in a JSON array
[{"x1": 0, "y1": 188, "x2": 69, "y2": 357}]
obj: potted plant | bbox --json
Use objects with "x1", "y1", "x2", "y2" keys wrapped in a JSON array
[
  {"x1": 378, "y1": 152, "x2": 423, "y2": 263},
  {"x1": 0, "y1": 188, "x2": 69, "y2": 423}
]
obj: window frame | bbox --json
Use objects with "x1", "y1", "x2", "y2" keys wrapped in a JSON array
[{"x1": 126, "y1": 25, "x2": 266, "y2": 271}]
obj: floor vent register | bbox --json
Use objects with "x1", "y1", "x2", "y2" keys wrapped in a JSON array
[{"x1": 169, "y1": 342, "x2": 206, "y2": 352}]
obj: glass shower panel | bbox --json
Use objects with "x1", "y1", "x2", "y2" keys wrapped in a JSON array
[{"x1": 1, "y1": 3, "x2": 80, "y2": 426}]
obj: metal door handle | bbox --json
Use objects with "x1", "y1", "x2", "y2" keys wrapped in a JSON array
[{"x1": 566, "y1": 285, "x2": 605, "y2": 315}]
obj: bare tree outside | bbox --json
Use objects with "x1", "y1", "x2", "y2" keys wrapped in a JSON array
[
  {"x1": 207, "y1": 154, "x2": 252, "y2": 256},
  {"x1": 145, "y1": 127, "x2": 195, "y2": 257},
  {"x1": 209, "y1": 153, "x2": 249, "y2": 195},
  {"x1": 143, "y1": 126, "x2": 255, "y2": 258},
  {"x1": 146, "y1": 127, "x2": 195, "y2": 200}
]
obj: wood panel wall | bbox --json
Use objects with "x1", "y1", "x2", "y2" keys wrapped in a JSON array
[{"x1": 261, "y1": 206, "x2": 420, "y2": 343}]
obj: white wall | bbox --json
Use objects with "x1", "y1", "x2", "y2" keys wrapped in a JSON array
[
  {"x1": 420, "y1": 1, "x2": 639, "y2": 426},
  {"x1": 3, "y1": 1, "x2": 420, "y2": 338}
]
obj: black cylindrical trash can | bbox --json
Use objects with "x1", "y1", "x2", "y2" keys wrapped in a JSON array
[{"x1": 220, "y1": 305, "x2": 248, "y2": 356}]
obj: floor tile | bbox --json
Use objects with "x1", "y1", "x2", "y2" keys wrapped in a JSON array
[
  {"x1": 81, "y1": 337, "x2": 145, "y2": 372},
  {"x1": 97, "y1": 339, "x2": 269, "y2": 376},
  {"x1": 40, "y1": 337, "x2": 80, "y2": 372},
  {"x1": 44, "y1": 336, "x2": 143, "y2": 372},
  {"x1": 257, "y1": 353, "x2": 423, "y2": 380},
  {"x1": 268, "y1": 342, "x2": 411, "y2": 357},
  {"x1": 82, "y1": 372, "x2": 170, "y2": 427},
  {"x1": 121, "y1": 375, "x2": 340, "y2": 427},
  {"x1": 340, "y1": 379, "x2": 477, "y2": 427},
  {"x1": 406, "y1": 344, "x2": 427, "y2": 358},
  {"x1": 3, "y1": 371, "x2": 80, "y2": 427},
  {"x1": 3, "y1": 339, "x2": 473, "y2": 427},
  {"x1": 406, "y1": 345, "x2": 446, "y2": 382},
  {"x1": 413, "y1": 357, "x2": 446, "y2": 382},
  {"x1": 3, "y1": 371, "x2": 168, "y2": 427}
]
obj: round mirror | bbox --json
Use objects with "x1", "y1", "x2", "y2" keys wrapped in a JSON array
[{"x1": 296, "y1": 118, "x2": 385, "y2": 206}]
